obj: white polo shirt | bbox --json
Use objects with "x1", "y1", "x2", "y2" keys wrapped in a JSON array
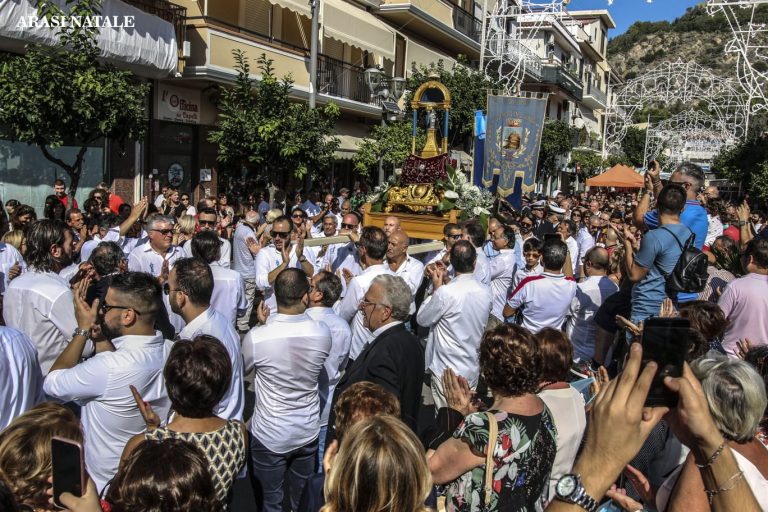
[
  {"x1": 506, "y1": 272, "x2": 577, "y2": 333},
  {"x1": 389, "y1": 255, "x2": 425, "y2": 295},
  {"x1": 3, "y1": 270, "x2": 92, "y2": 374},
  {"x1": 254, "y1": 245, "x2": 308, "y2": 316},
  {"x1": 322, "y1": 242, "x2": 361, "y2": 277},
  {"x1": 417, "y1": 273, "x2": 492, "y2": 387},
  {"x1": 178, "y1": 307, "x2": 245, "y2": 421},
  {"x1": 488, "y1": 249, "x2": 518, "y2": 321},
  {"x1": 511, "y1": 263, "x2": 543, "y2": 290},
  {"x1": 209, "y1": 263, "x2": 247, "y2": 325},
  {"x1": 232, "y1": 223, "x2": 258, "y2": 280},
  {"x1": 334, "y1": 263, "x2": 394, "y2": 360},
  {"x1": 182, "y1": 237, "x2": 232, "y2": 268},
  {"x1": 0, "y1": 326, "x2": 43, "y2": 430},
  {"x1": 305, "y1": 307, "x2": 352, "y2": 428},
  {"x1": 242, "y1": 313, "x2": 331, "y2": 453},
  {"x1": 566, "y1": 275, "x2": 619, "y2": 361},
  {"x1": 474, "y1": 250, "x2": 491, "y2": 286},
  {"x1": 44, "y1": 333, "x2": 171, "y2": 492}
]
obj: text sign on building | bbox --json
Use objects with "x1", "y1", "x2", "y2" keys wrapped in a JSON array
[{"x1": 156, "y1": 85, "x2": 200, "y2": 124}]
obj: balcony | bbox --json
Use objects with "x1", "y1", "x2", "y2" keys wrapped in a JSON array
[
  {"x1": 317, "y1": 54, "x2": 388, "y2": 107},
  {"x1": 541, "y1": 64, "x2": 583, "y2": 101},
  {"x1": 582, "y1": 81, "x2": 608, "y2": 110},
  {"x1": 452, "y1": 5, "x2": 482, "y2": 43},
  {"x1": 123, "y1": 0, "x2": 187, "y2": 63}
]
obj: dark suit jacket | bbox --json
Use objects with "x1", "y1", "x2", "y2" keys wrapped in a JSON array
[{"x1": 327, "y1": 323, "x2": 424, "y2": 441}]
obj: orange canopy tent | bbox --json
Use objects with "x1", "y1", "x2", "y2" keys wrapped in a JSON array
[{"x1": 586, "y1": 164, "x2": 644, "y2": 188}]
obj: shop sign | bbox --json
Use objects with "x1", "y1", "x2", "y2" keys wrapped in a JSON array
[{"x1": 156, "y1": 85, "x2": 200, "y2": 124}]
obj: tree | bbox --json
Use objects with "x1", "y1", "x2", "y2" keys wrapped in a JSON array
[
  {"x1": 713, "y1": 134, "x2": 768, "y2": 200},
  {"x1": 0, "y1": 0, "x2": 150, "y2": 202},
  {"x1": 352, "y1": 121, "x2": 426, "y2": 176},
  {"x1": 405, "y1": 58, "x2": 501, "y2": 150},
  {"x1": 538, "y1": 120, "x2": 576, "y2": 175},
  {"x1": 208, "y1": 50, "x2": 339, "y2": 183},
  {"x1": 569, "y1": 150, "x2": 604, "y2": 177},
  {"x1": 621, "y1": 127, "x2": 647, "y2": 167}
]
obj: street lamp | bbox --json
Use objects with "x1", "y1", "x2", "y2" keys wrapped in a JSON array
[
  {"x1": 364, "y1": 67, "x2": 384, "y2": 96},
  {"x1": 365, "y1": 72, "x2": 406, "y2": 184}
]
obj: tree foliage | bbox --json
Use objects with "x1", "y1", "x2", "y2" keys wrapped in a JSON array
[
  {"x1": 538, "y1": 120, "x2": 576, "y2": 173},
  {"x1": 352, "y1": 121, "x2": 426, "y2": 176},
  {"x1": 713, "y1": 134, "x2": 768, "y2": 200},
  {"x1": 208, "y1": 50, "x2": 340, "y2": 182},
  {"x1": 620, "y1": 127, "x2": 647, "y2": 167},
  {"x1": 0, "y1": 0, "x2": 149, "y2": 200},
  {"x1": 569, "y1": 150, "x2": 604, "y2": 177}
]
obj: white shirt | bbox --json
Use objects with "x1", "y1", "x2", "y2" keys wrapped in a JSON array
[
  {"x1": 242, "y1": 313, "x2": 331, "y2": 453},
  {"x1": 44, "y1": 333, "x2": 171, "y2": 492},
  {"x1": 305, "y1": 307, "x2": 351, "y2": 427},
  {"x1": 59, "y1": 263, "x2": 79, "y2": 284},
  {"x1": 474, "y1": 250, "x2": 491, "y2": 286},
  {"x1": 154, "y1": 194, "x2": 166, "y2": 209},
  {"x1": 539, "y1": 387, "x2": 587, "y2": 500},
  {"x1": 128, "y1": 241, "x2": 187, "y2": 334},
  {"x1": 178, "y1": 308, "x2": 244, "y2": 421},
  {"x1": 488, "y1": 249, "x2": 517, "y2": 321},
  {"x1": 3, "y1": 270, "x2": 92, "y2": 374},
  {"x1": 0, "y1": 243, "x2": 26, "y2": 295},
  {"x1": 506, "y1": 272, "x2": 577, "y2": 333},
  {"x1": 566, "y1": 275, "x2": 619, "y2": 361},
  {"x1": 511, "y1": 263, "x2": 543, "y2": 290},
  {"x1": 186, "y1": 205, "x2": 197, "y2": 216},
  {"x1": 80, "y1": 228, "x2": 121, "y2": 262},
  {"x1": 322, "y1": 241, "x2": 361, "y2": 276},
  {"x1": 254, "y1": 245, "x2": 309, "y2": 316},
  {"x1": 705, "y1": 214, "x2": 724, "y2": 247},
  {"x1": 389, "y1": 256, "x2": 425, "y2": 295},
  {"x1": 334, "y1": 263, "x2": 394, "y2": 360},
  {"x1": 0, "y1": 326, "x2": 43, "y2": 430},
  {"x1": 417, "y1": 273, "x2": 492, "y2": 387},
  {"x1": 576, "y1": 229, "x2": 595, "y2": 274},
  {"x1": 232, "y1": 222, "x2": 258, "y2": 280},
  {"x1": 209, "y1": 263, "x2": 247, "y2": 325},
  {"x1": 565, "y1": 236, "x2": 580, "y2": 278},
  {"x1": 183, "y1": 237, "x2": 231, "y2": 268}
]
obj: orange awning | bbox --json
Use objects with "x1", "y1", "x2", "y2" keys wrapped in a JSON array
[{"x1": 586, "y1": 164, "x2": 644, "y2": 188}]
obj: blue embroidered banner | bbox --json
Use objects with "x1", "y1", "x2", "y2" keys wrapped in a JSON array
[{"x1": 483, "y1": 95, "x2": 547, "y2": 198}]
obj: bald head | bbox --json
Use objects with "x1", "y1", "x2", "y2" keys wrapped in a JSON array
[
  {"x1": 383, "y1": 216, "x2": 401, "y2": 236},
  {"x1": 705, "y1": 185, "x2": 719, "y2": 200},
  {"x1": 386, "y1": 230, "x2": 409, "y2": 262},
  {"x1": 584, "y1": 246, "x2": 609, "y2": 275}
]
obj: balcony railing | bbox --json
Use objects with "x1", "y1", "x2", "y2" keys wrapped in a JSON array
[
  {"x1": 317, "y1": 54, "x2": 388, "y2": 106},
  {"x1": 186, "y1": 16, "x2": 310, "y2": 54},
  {"x1": 124, "y1": 0, "x2": 187, "y2": 50},
  {"x1": 541, "y1": 64, "x2": 583, "y2": 100},
  {"x1": 584, "y1": 81, "x2": 608, "y2": 106},
  {"x1": 452, "y1": 5, "x2": 482, "y2": 42}
]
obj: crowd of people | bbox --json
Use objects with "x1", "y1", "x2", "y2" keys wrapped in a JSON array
[{"x1": 0, "y1": 160, "x2": 767, "y2": 512}]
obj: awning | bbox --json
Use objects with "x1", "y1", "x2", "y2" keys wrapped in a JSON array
[
  {"x1": 329, "y1": 119, "x2": 371, "y2": 159},
  {"x1": 586, "y1": 164, "x2": 644, "y2": 188},
  {"x1": 265, "y1": 0, "x2": 310, "y2": 18},
  {"x1": 322, "y1": 0, "x2": 395, "y2": 60},
  {"x1": 406, "y1": 38, "x2": 456, "y2": 70},
  {"x1": 0, "y1": 0, "x2": 177, "y2": 79}
]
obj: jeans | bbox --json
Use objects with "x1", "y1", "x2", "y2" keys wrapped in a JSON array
[
  {"x1": 316, "y1": 425, "x2": 327, "y2": 473},
  {"x1": 237, "y1": 278, "x2": 257, "y2": 331},
  {"x1": 249, "y1": 433, "x2": 318, "y2": 512}
]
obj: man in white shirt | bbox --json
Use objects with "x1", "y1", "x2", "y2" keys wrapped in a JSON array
[
  {"x1": 461, "y1": 221, "x2": 490, "y2": 286},
  {"x1": 488, "y1": 225, "x2": 518, "y2": 328},
  {"x1": 232, "y1": 210, "x2": 264, "y2": 332},
  {"x1": 0, "y1": 240, "x2": 25, "y2": 295},
  {"x1": 128, "y1": 214, "x2": 188, "y2": 336},
  {"x1": 4, "y1": 219, "x2": 90, "y2": 374},
  {"x1": 305, "y1": 270, "x2": 351, "y2": 464},
  {"x1": 243, "y1": 268, "x2": 331, "y2": 512},
  {"x1": 335, "y1": 227, "x2": 394, "y2": 361},
  {"x1": 566, "y1": 247, "x2": 618, "y2": 361},
  {"x1": 417, "y1": 241, "x2": 492, "y2": 408},
  {"x1": 423, "y1": 223, "x2": 463, "y2": 266},
  {"x1": 153, "y1": 185, "x2": 168, "y2": 209},
  {"x1": 254, "y1": 215, "x2": 314, "y2": 316},
  {"x1": 321, "y1": 213, "x2": 362, "y2": 280},
  {"x1": 182, "y1": 208, "x2": 231, "y2": 268},
  {"x1": 168, "y1": 257, "x2": 244, "y2": 420},
  {"x1": 190, "y1": 231, "x2": 247, "y2": 325},
  {"x1": 504, "y1": 239, "x2": 577, "y2": 333},
  {"x1": 0, "y1": 326, "x2": 43, "y2": 429},
  {"x1": 387, "y1": 230, "x2": 424, "y2": 296},
  {"x1": 557, "y1": 219, "x2": 580, "y2": 279},
  {"x1": 44, "y1": 272, "x2": 171, "y2": 492}
]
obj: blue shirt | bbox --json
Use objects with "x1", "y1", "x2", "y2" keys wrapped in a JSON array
[
  {"x1": 644, "y1": 200, "x2": 707, "y2": 303},
  {"x1": 631, "y1": 223, "x2": 692, "y2": 322}
]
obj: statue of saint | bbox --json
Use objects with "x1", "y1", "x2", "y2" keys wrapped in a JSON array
[{"x1": 427, "y1": 110, "x2": 437, "y2": 130}]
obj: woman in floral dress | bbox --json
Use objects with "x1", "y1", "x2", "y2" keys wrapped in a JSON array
[{"x1": 428, "y1": 324, "x2": 557, "y2": 512}]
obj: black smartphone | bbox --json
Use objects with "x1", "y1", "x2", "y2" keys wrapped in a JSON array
[
  {"x1": 51, "y1": 436, "x2": 86, "y2": 508},
  {"x1": 647, "y1": 158, "x2": 656, "y2": 170},
  {"x1": 641, "y1": 317, "x2": 690, "y2": 407}
]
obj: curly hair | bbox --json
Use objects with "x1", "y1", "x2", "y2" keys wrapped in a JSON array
[
  {"x1": 678, "y1": 301, "x2": 728, "y2": 360},
  {"x1": 479, "y1": 324, "x2": 542, "y2": 397},
  {"x1": 333, "y1": 382, "x2": 400, "y2": 442},
  {"x1": 0, "y1": 403, "x2": 83, "y2": 510}
]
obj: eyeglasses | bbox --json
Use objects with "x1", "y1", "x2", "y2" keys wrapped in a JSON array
[
  {"x1": 163, "y1": 283, "x2": 181, "y2": 296},
  {"x1": 181, "y1": 197, "x2": 189, "y2": 202},
  {"x1": 341, "y1": 223, "x2": 357, "y2": 229},
  {"x1": 100, "y1": 302, "x2": 142, "y2": 315},
  {"x1": 271, "y1": 231, "x2": 290, "y2": 239},
  {"x1": 292, "y1": 214, "x2": 306, "y2": 219},
  {"x1": 360, "y1": 299, "x2": 389, "y2": 310},
  {"x1": 93, "y1": 196, "x2": 103, "y2": 200},
  {"x1": 151, "y1": 229, "x2": 173, "y2": 236}
]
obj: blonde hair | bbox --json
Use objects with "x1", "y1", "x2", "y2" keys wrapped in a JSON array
[
  {"x1": 266, "y1": 208, "x2": 283, "y2": 224},
  {"x1": 0, "y1": 402, "x2": 83, "y2": 509},
  {"x1": 321, "y1": 416, "x2": 431, "y2": 512},
  {"x1": 1, "y1": 230, "x2": 24, "y2": 252},
  {"x1": 176, "y1": 214, "x2": 197, "y2": 236}
]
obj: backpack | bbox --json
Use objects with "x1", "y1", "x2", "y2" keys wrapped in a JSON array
[{"x1": 654, "y1": 226, "x2": 709, "y2": 296}]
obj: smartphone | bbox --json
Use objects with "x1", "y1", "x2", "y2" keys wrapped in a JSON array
[
  {"x1": 51, "y1": 436, "x2": 86, "y2": 508},
  {"x1": 570, "y1": 377, "x2": 596, "y2": 406},
  {"x1": 647, "y1": 158, "x2": 657, "y2": 170},
  {"x1": 641, "y1": 317, "x2": 690, "y2": 407}
]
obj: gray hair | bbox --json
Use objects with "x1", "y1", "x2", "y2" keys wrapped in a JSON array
[
  {"x1": 371, "y1": 274, "x2": 412, "y2": 321},
  {"x1": 146, "y1": 214, "x2": 174, "y2": 231},
  {"x1": 323, "y1": 214, "x2": 338, "y2": 224},
  {"x1": 692, "y1": 354, "x2": 768, "y2": 443}
]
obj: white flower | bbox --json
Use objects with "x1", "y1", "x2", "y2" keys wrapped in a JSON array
[
  {"x1": 394, "y1": 168, "x2": 402, "y2": 176},
  {"x1": 368, "y1": 193, "x2": 381, "y2": 203},
  {"x1": 444, "y1": 190, "x2": 459, "y2": 199},
  {"x1": 473, "y1": 206, "x2": 490, "y2": 215}
]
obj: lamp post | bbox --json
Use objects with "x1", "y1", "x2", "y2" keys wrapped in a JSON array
[
  {"x1": 309, "y1": 0, "x2": 320, "y2": 109},
  {"x1": 365, "y1": 69, "x2": 405, "y2": 184}
]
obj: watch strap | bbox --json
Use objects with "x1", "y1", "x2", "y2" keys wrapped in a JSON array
[{"x1": 72, "y1": 327, "x2": 91, "y2": 339}]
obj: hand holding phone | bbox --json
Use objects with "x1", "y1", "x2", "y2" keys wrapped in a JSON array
[
  {"x1": 642, "y1": 317, "x2": 690, "y2": 407},
  {"x1": 51, "y1": 437, "x2": 86, "y2": 509}
]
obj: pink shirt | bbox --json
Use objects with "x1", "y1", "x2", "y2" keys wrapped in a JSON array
[{"x1": 718, "y1": 273, "x2": 768, "y2": 355}]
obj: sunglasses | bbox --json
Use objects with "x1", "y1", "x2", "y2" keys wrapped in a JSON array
[
  {"x1": 151, "y1": 229, "x2": 173, "y2": 236},
  {"x1": 292, "y1": 214, "x2": 306, "y2": 219},
  {"x1": 100, "y1": 302, "x2": 142, "y2": 315},
  {"x1": 448, "y1": 234, "x2": 462, "y2": 240},
  {"x1": 341, "y1": 223, "x2": 357, "y2": 229},
  {"x1": 181, "y1": 197, "x2": 189, "y2": 202},
  {"x1": 271, "y1": 231, "x2": 290, "y2": 239}
]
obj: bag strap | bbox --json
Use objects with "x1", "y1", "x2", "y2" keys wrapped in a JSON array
[
  {"x1": 658, "y1": 225, "x2": 695, "y2": 251},
  {"x1": 484, "y1": 411, "x2": 498, "y2": 507}
]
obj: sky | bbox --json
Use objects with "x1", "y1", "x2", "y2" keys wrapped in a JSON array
[{"x1": 568, "y1": 0, "x2": 704, "y2": 36}]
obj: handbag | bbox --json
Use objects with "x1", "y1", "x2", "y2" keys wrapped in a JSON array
[{"x1": 437, "y1": 411, "x2": 499, "y2": 511}]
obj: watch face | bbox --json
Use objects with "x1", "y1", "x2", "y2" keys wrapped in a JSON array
[{"x1": 556, "y1": 475, "x2": 577, "y2": 497}]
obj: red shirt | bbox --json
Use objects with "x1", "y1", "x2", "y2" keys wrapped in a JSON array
[
  {"x1": 108, "y1": 193, "x2": 125, "y2": 214},
  {"x1": 724, "y1": 225, "x2": 740, "y2": 243},
  {"x1": 58, "y1": 195, "x2": 78, "y2": 210}
]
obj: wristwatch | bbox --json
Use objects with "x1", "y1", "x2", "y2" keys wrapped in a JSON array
[
  {"x1": 72, "y1": 327, "x2": 91, "y2": 339},
  {"x1": 554, "y1": 473, "x2": 598, "y2": 512}
]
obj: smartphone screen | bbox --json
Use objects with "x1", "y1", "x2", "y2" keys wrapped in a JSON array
[
  {"x1": 51, "y1": 437, "x2": 85, "y2": 508},
  {"x1": 641, "y1": 317, "x2": 690, "y2": 407}
]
